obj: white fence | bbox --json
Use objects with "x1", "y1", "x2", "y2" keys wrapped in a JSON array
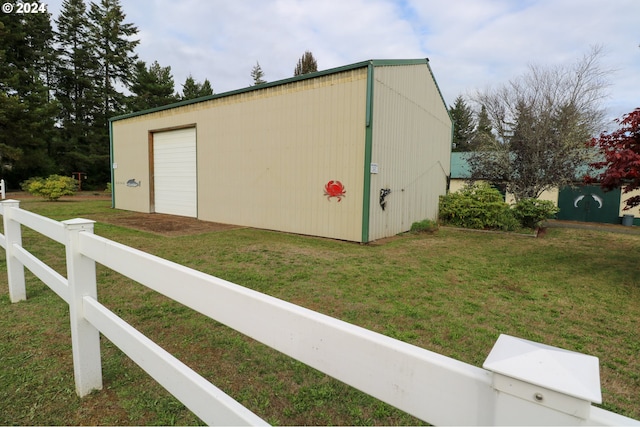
[{"x1": 0, "y1": 198, "x2": 638, "y2": 426}]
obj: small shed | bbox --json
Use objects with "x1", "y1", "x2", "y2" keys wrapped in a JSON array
[{"x1": 110, "y1": 59, "x2": 452, "y2": 242}]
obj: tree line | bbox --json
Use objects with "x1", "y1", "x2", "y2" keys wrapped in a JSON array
[{"x1": 0, "y1": 0, "x2": 319, "y2": 189}]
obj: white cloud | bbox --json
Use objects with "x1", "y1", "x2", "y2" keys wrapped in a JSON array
[{"x1": 43, "y1": 0, "x2": 640, "y2": 120}]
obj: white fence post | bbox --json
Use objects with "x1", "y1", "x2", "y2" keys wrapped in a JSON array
[
  {"x1": 2, "y1": 199, "x2": 26, "y2": 302},
  {"x1": 484, "y1": 334, "x2": 603, "y2": 425},
  {"x1": 63, "y1": 218, "x2": 103, "y2": 397},
  {"x1": 1, "y1": 179, "x2": 6, "y2": 200}
]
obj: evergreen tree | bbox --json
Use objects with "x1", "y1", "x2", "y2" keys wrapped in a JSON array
[
  {"x1": 87, "y1": 0, "x2": 139, "y2": 184},
  {"x1": 251, "y1": 61, "x2": 266, "y2": 85},
  {"x1": 88, "y1": 0, "x2": 139, "y2": 124},
  {"x1": 181, "y1": 75, "x2": 213, "y2": 100},
  {"x1": 0, "y1": 11, "x2": 57, "y2": 186},
  {"x1": 293, "y1": 51, "x2": 318, "y2": 76},
  {"x1": 199, "y1": 79, "x2": 213, "y2": 96},
  {"x1": 54, "y1": 0, "x2": 100, "y2": 178},
  {"x1": 128, "y1": 60, "x2": 177, "y2": 111},
  {"x1": 181, "y1": 76, "x2": 198, "y2": 99},
  {"x1": 471, "y1": 104, "x2": 495, "y2": 149},
  {"x1": 449, "y1": 95, "x2": 475, "y2": 151},
  {"x1": 32, "y1": 12, "x2": 57, "y2": 101}
]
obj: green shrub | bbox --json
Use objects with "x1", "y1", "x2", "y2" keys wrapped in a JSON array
[
  {"x1": 512, "y1": 198, "x2": 559, "y2": 229},
  {"x1": 410, "y1": 218, "x2": 439, "y2": 233},
  {"x1": 439, "y1": 182, "x2": 519, "y2": 231},
  {"x1": 20, "y1": 177, "x2": 40, "y2": 192},
  {"x1": 22, "y1": 175, "x2": 77, "y2": 201},
  {"x1": 104, "y1": 182, "x2": 112, "y2": 194}
]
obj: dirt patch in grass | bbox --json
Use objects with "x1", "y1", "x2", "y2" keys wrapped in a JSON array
[
  {"x1": 96, "y1": 212, "x2": 243, "y2": 236},
  {"x1": 5, "y1": 191, "x2": 243, "y2": 237}
]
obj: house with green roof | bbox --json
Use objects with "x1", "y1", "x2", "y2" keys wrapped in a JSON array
[{"x1": 449, "y1": 152, "x2": 638, "y2": 225}]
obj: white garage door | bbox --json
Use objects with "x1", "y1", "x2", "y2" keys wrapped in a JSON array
[{"x1": 153, "y1": 127, "x2": 197, "y2": 217}]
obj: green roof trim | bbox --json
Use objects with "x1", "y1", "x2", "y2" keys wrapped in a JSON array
[
  {"x1": 109, "y1": 120, "x2": 115, "y2": 208},
  {"x1": 424, "y1": 60, "x2": 452, "y2": 124},
  {"x1": 361, "y1": 63, "x2": 375, "y2": 243},
  {"x1": 109, "y1": 58, "x2": 434, "y2": 123}
]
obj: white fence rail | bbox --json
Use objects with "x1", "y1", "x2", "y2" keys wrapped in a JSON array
[{"x1": 0, "y1": 199, "x2": 638, "y2": 426}]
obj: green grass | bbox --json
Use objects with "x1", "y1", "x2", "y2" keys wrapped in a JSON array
[{"x1": 1, "y1": 198, "x2": 639, "y2": 425}]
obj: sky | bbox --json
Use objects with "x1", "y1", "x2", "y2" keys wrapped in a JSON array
[{"x1": 42, "y1": 0, "x2": 640, "y2": 124}]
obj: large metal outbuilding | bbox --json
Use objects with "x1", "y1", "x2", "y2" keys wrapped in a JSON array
[{"x1": 110, "y1": 59, "x2": 452, "y2": 242}]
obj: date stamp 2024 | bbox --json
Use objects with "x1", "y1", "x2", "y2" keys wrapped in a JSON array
[{"x1": 2, "y1": 2, "x2": 47, "y2": 14}]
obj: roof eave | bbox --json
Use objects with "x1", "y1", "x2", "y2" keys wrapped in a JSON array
[{"x1": 109, "y1": 58, "x2": 435, "y2": 123}]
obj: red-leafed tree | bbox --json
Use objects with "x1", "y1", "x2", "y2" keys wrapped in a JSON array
[{"x1": 587, "y1": 108, "x2": 640, "y2": 209}]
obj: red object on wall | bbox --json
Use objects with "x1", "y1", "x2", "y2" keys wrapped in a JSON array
[{"x1": 324, "y1": 180, "x2": 346, "y2": 202}]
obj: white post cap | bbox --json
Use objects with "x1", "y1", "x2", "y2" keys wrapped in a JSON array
[{"x1": 483, "y1": 334, "x2": 602, "y2": 404}]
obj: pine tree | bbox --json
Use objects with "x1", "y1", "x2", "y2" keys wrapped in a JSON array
[
  {"x1": 128, "y1": 60, "x2": 177, "y2": 111},
  {"x1": 181, "y1": 75, "x2": 213, "y2": 100},
  {"x1": 88, "y1": 0, "x2": 139, "y2": 124},
  {"x1": 199, "y1": 79, "x2": 213, "y2": 96},
  {"x1": 87, "y1": 0, "x2": 139, "y2": 184},
  {"x1": 251, "y1": 61, "x2": 266, "y2": 85},
  {"x1": 54, "y1": 0, "x2": 100, "y2": 177},
  {"x1": 32, "y1": 12, "x2": 57, "y2": 101},
  {"x1": 472, "y1": 104, "x2": 495, "y2": 149},
  {"x1": 293, "y1": 51, "x2": 318, "y2": 76},
  {"x1": 181, "y1": 76, "x2": 198, "y2": 100},
  {"x1": 449, "y1": 95, "x2": 475, "y2": 152},
  {"x1": 0, "y1": 11, "x2": 57, "y2": 186}
]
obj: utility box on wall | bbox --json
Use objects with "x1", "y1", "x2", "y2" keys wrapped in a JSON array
[{"x1": 110, "y1": 59, "x2": 452, "y2": 243}]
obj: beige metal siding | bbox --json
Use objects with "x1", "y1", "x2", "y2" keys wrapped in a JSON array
[
  {"x1": 197, "y1": 73, "x2": 368, "y2": 242},
  {"x1": 112, "y1": 68, "x2": 368, "y2": 241},
  {"x1": 368, "y1": 64, "x2": 452, "y2": 240},
  {"x1": 620, "y1": 188, "x2": 640, "y2": 217},
  {"x1": 111, "y1": 120, "x2": 152, "y2": 213}
]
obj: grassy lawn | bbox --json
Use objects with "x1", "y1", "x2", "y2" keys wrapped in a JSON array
[{"x1": 1, "y1": 198, "x2": 639, "y2": 425}]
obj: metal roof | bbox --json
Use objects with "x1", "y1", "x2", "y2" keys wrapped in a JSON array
[
  {"x1": 110, "y1": 58, "x2": 445, "y2": 123},
  {"x1": 450, "y1": 151, "x2": 603, "y2": 181},
  {"x1": 450, "y1": 152, "x2": 473, "y2": 179}
]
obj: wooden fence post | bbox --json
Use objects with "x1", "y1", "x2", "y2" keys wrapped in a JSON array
[
  {"x1": 63, "y1": 218, "x2": 103, "y2": 397},
  {"x1": 2, "y1": 200, "x2": 26, "y2": 302}
]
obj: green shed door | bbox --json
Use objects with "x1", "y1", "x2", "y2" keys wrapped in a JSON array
[{"x1": 557, "y1": 185, "x2": 621, "y2": 224}]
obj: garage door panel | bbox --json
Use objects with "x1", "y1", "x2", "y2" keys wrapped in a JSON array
[{"x1": 153, "y1": 128, "x2": 197, "y2": 217}]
